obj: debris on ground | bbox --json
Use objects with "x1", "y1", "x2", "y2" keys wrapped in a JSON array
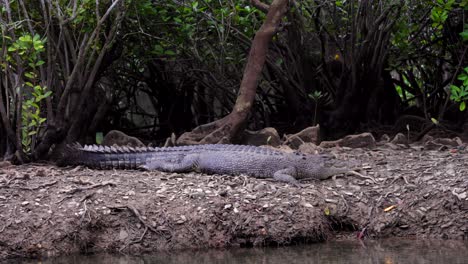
[{"x1": 0, "y1": 143, "x2": 467, "y2": 260}]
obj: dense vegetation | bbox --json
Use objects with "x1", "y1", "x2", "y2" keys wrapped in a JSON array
[{"x1": 0, "y1": 0, "x2": 467, "y2": 162}]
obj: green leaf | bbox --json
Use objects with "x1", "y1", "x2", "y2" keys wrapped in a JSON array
[
  {"x1": 7, "y1": 46, "x2": 16, "y2": 52},
  {"x1": 153, "y1": 44, "x2": 164, "y2": 54},
  {"x1": 164, "y1": 50, "x2": 176, "y2": 56},
  {"x1": 460, "y1": 101, "x2": 466, "y2": 111},
  {"x1": 460, "y1": 31, "x2": 468, "y2": 41},
  {"x1": 28, "y1": 131, "x2": 37, "y2": 136},
  {"x1": 451, "y1": 84, "x2": 461, "y2": 93},
  {"x1": 192, "y1": 1, "x2": 198, "y2": 10},
  {"x1": 25, "y1": 72, "x2": 35, "y2": 79},
  {"x1": 34, "y1": 85, "x2": 42, "y2": 93},
  {"x1": 96, "y1": 132, "x2": 104, "y2": 144},
  {"x1": 36, "y1": 60, "x2": 45, "y2": 66},
  {"x1": 19, "y1": 35, "x2": 32, "y2": 43},
  {"x1": 34, "y1": 44, "x2": 44, "y2": 51},
  {"x1": 431, "y1": 118, "x2": 439, "y2": 125}
]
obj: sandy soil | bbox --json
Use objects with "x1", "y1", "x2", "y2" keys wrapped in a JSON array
[{"x1": 0, "y1": 143, "x2": 467, "y2": 260}]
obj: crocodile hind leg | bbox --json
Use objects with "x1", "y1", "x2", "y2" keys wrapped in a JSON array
[
  {"x1": 273, "y1": 167, "x2": 299, "y2": 186},
  {"x1": 140, "y1": 154, "x2": 199, "y2": 172}
]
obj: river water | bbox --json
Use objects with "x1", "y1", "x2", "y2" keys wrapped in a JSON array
[{"x1": 16, "y1": 239, "x2": 468, "y2": 264}]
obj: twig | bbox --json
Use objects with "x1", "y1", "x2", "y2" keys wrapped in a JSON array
[
  {"x1": 62, "y1": 181, "x2": 116, "y2": 195},
  {"x1": 0, "y1": 175, "x2": 15, "y2": 187},
  {"x1": 13, "y1": 180, "x2": 58, "y2": 190},
  {"x1": 55, "y1": 181, "x2": 115, "y2": 204},
  {"x1": 133, "y1": 226, "x2": 148, "y2": 243},
  {"x1": 2, "y1": 180, "x2": 57, "y2": 190},
  {"x1": 79, "y1": 200, "x2": 89, "y2": 224},
  {"x1": 109, "y1": 205, "x2": 160, "y2": 235},
  {"x1": 79, "y1": 192, "x2": 95, "y2": 203},
  {"x1": 120, "y1": 226, "x2": 148, "y2": 252},
  {"x1": 348, "y1": 170, "x2": 377, "y2": 184}
]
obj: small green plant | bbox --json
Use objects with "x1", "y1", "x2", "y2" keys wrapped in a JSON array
[
  {"x1": 309, "y1": 91, "x2": 323, "y2": 126},
  {"x1": 449, "y1": 67, "x2": 468, "y2": 111},
  {"x1": 21, "y1": 85, "x2": 51, "y2": 153},
  {"x1": 7, "y1": 33, "x2": 51, "y2": 153}
]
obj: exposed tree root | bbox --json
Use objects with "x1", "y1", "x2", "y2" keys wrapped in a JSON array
[{"x1": 177, "y1": 114, "x2": 239, "y2": 144}]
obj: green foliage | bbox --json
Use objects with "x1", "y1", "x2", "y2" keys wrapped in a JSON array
[
  {"x1": 460, "y1": 23, "x2": 468, "y2": 41},
  {"x1": 2, "y1": 0, "x2": 466, "y2": 157},
  {"x1": 21, "y1": 85, "x2": 52, "y2": 153},
  {"x1": 385, "y1": 0, "x2": 466, "y2": 120},
  {"x1": 70, "y1": 0, "x2": 98, "y2": 31},
  {"x1": 6, "y1": 33, "x2": 51, "y2": 153},
  {"x1": 430, "y1": 0, "x2": 455, "y2": 30},
  {"x1": 7, "y1": 34, "x2": 45, "y2": 64},
  {"x1": 127, "y1": 0, "x2": 263, "y2": 66},
  {"x1": 395, "y1": 84, "x2": 415, "y2": 104},
  {"x1": 450, "y1": 67, "x2": 468, "y2": 111}
]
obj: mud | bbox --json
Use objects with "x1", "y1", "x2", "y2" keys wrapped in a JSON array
[{"x1": 0, "y1": 143, "x2": 467, "y2": 260}]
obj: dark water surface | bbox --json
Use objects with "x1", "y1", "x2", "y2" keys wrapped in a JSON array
[{"x1": 17, "y1": 239, "x2": 468, "y2": 264}]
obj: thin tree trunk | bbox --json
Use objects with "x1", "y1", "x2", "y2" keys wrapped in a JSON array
[{"x1": 177, "y1": 0, "x2": 290, "y2": 145}]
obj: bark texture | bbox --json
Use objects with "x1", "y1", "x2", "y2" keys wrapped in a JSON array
[{"x1": 177, "y1": 0, "x2": 290, "y2": 145}]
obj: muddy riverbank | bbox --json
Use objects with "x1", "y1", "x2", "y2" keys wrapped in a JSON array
[{"x1": 0, "y1": 143, "x2": 467, "y2": 260}]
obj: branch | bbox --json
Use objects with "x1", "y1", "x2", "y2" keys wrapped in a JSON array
[
  {"x1": 56, "y1": 0, "x2": 123, "y2": 124},
  {"x1": 251, "y1": 0, "x2": 270, "y2": 13}
]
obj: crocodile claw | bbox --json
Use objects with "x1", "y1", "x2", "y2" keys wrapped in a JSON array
[{"x1": 138, "y1": 164, "x2": 150, "y2": 171}]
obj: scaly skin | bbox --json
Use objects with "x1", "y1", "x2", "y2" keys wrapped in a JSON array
[{"x1": 59, "y1": 144, "x2": 352, "y2": 184}]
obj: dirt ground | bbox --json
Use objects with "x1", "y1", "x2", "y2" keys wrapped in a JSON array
[{"x1": 0, "y1": 142, "x2": 467, "y2": 260}]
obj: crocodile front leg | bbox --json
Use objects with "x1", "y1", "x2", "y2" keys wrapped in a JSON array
[
  {"x1": 140, "y1": 154, "x2": 199, "y2": 172},
  {"x1": 273, "y1": 167, "x2": 299, "y2": 185}
]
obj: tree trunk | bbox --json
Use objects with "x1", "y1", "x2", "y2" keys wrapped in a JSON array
[{"x1": 177, "y1": 0, "x2": 290, "y2": 145}]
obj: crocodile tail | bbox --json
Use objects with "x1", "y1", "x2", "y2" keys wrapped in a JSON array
[{"x1": 56, "y1": 143, "x2": 151, "y2": 169}]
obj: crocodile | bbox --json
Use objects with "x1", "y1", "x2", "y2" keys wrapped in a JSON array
[{"x1": 59, "y1": 143, "x2": 355, "y2": 185}]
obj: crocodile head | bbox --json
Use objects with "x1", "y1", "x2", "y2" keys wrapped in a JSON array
[{"x1": 294, "y1": 153, "x2": 350, "y2": 180}]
